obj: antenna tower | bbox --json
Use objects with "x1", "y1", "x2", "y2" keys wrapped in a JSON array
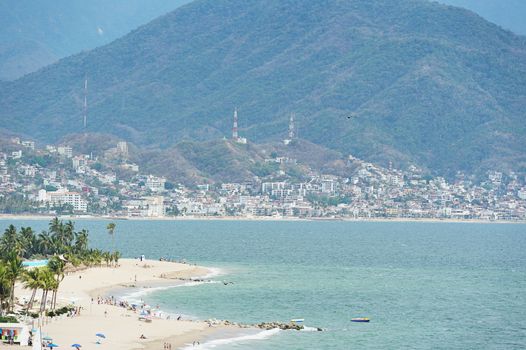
[
  {"x1": 83, "y1": 75, "x2": 88, "y2": 130},
  {"x1": 232, "y1": 108, "x2": 239, "y2": 139},
  {"x1": 288, "y1": 113, "x2": 295, "y2": 139}
]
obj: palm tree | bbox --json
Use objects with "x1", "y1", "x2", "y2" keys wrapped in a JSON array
[
  {"x1": 49, "y1": 218, "x2": 69, "y2": 253},
  {"x1": 22, "y1": 267, "x2": 42, "y2": 312},
  {"x1": 74, "y1": 229, "x2": 89, "y2": 253},
  {"x1": 63, "y1": 221, "x2": 75, "y2": 246},
  {"x1": 48, "y1": 217, "x2": 62, "y2": 237},
  {"x1": 19, "y1": 227, "x2": 35, "y2": 258},
  {"x1": 107, "y1": 222, "x2": 116, "y2": 252},
  {"x1": 37, "y1": 268, "x2": 56, "y2": 314},
  {"x1": 112, "y1": 251, "x2": 121, "y2": 267},
  {"x1": 47, "y1": 256, "x2": 66, "y2": 310},
  {"x1": 102, "y1": 252, "x2": 111, "y2": 267},
  {"x1": 4, "y1": 254, "x2": 24, "y2": 312},
  {"x1": 38, "y1": 231, "x2": 52, "y2": 256},
  {"x1": 0, "y1": 262, "x2": 11, "y2": 315},
  {"x1": 49, "y1": 235, "x2": 63, "y2": 255},
  {"x1": 1, "y1": 225, "x2": 18, "y2": 257}
]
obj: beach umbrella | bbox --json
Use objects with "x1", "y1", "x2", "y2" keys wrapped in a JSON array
[
  {"x1": 48, "y1": 344, "x2": 59, "y2": 348},
  {"x1": 43, "y1": 336, "x2": 53, "y2": 341},
  {"x1": 95, "y1": 333, "x2": 106, "y2": 338},
  {"x1": 71, "y1": 344, "x2": 82, "y2": 349}
]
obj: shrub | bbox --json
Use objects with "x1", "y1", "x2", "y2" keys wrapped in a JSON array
[{"x1": 0, "y1": 316, "x2": 19, "y2": 323}]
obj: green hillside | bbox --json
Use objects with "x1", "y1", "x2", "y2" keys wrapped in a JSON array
[{"x1": 0, "y1": 0, "x2": 525, "y2": 177}]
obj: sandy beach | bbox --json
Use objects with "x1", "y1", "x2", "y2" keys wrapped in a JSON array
[{"x1": 14, "y1": 259, "x2": 232, "y2": 350}]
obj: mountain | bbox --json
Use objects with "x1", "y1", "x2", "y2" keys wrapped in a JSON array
[
  {"x1": 1, "y1": 0, "x2": 525, "y2": 177},
  {"x1": 0, "y1": 0, "x2": 192, "y2": 81},
  {"x1": 438, "y1": 0, "x2": 526, "y2": 36}
]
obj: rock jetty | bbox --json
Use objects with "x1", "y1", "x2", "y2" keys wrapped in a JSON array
[{"x1": 205, "y1": 318, "x2": 323, "y2": 331}]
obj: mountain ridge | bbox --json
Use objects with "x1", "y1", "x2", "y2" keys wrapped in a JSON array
[{"x1": 1, "y1": 0, "x2": 525, "y2": 177}]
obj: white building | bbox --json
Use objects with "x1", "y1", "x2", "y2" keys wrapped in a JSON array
[
  {"x1": 39, "y1": 189, "x2": 87, "y2": 212},
  {"x1": 145, "y1": 196, "x2": 165, "y2": 217},
  {"x1": 57, "y1": 146, "x2": 73, "y2": 158},
  {"x1": 21, "y1": 140, "x2": 35, "y2": 150},
  {"x1": 11, "y1": 150, "x2": 22, "y2": 159},
  {"x1": 121, "y1": 163, "x2": 139, "y2": 172},
  {"x1": 146, "y1": 175, "x2": 166, "y2": 192},
  {"x1": 72, "y1": 156, "x2": 88, "y2": 171},
  {"x1": 123, "y1": 196, "x2": 165, "y2": 217}
]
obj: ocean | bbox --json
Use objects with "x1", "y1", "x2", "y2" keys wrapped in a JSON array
[{"x1": 3, "y1": 219, "x2": 525, "y2": 349}]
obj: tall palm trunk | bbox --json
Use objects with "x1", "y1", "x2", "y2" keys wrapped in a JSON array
[
  {"x1": 52, "y1": 289, "x2": 58, "y2": 310},
  {"x1": 50, "y1": 290, "x2": 55, "y2": 310},
  {"x1": 26, "y1": 288, "x2": 37, "y2": 312},
  {"x1": 9, "y1": 281, "x2": 15, "y2": 312},
  {"x1": 39, "y1": 289, "x2": 48, "y2": 314}
]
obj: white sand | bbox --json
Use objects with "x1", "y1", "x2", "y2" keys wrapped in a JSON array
[{"x1": 15, "y1": 259, "x2": 226, "y2": 350}]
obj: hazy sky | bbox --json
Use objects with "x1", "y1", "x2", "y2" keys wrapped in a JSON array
[{"x1": 438, "y1": 0, "x2": 526, "y2": 35}]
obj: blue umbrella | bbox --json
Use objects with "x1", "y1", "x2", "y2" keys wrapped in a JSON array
[
  {"x1": 43, "y1": 336, "x2": 53, "y2": 341},
  {"x1": 95, "y1": 333, "x2": 106, "y2": 338},
  {"x1": 71, "y1": 344, "x2": 82, "y2": 348},
  {"x1": 48, "y1": 344, "x2": 59, "y2": 348}
]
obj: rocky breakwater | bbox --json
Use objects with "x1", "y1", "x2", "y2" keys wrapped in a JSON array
[
  {"x1": 207, "y1": 319, "x2": 323, "y2": 332},
  {"x1": 257, "y1": 321, "x2": 308, "y2": 331}
]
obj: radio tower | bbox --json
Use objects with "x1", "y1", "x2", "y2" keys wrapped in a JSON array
[
  {"x1": 288, "y1": 113, "x2": 295, "y2": 139},
  {"x1": 232, "y1": 108, "x2": 239, "y2": 140},
  {"x1": 83, "y1": 75, "x2": 88, "y2": 130},
  {"x1": 284, "y1": 113, "x2": 296, "y2": 145}
]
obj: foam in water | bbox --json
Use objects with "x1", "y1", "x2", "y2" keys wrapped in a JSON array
[
  {"x1": 180, "y1": 328, "x2": 281, "y2": 349},
  {"x1": 120, "y1": 266, "x2": 225, "y2": 304},
  {"x1": 200, "y1": 267, "x2": 225, "y2": 279}
]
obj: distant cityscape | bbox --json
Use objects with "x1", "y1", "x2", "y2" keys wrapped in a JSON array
[{"x1": 1, "y1": 136, "x2": 525, "y2": 221}]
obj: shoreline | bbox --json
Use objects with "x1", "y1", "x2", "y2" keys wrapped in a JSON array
[
  {"x1": 1, "y1": 213, "x2": 525, "y2": 224},
  {"x1": 15, "y1": 259, "x2": 245, "y2": 350}
]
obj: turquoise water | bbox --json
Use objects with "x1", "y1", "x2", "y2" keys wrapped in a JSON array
[
  {"x1": 3, "y1": 219, "x2": 526, "y2": 349},
  {"x1": 22, "y1": 259, "x2": 48, "y2": 267}
]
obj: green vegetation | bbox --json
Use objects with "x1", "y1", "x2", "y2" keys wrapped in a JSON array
[
  {"x1": 0, "y1": 315, "x2": 18, "y2": 323},
  {"x1": 0, "y1": 196, "x2": 40, "y2": 214},
  {"x1": 0, "y1": 0, "x2": 524, "y2": 177},
  {"x1": 250, "y1": 162, "x2": 279, "y2": 178},
  {"x1": 306, "y1": 194, "x2": 351, "y2": 208},
  {"x1": 0, "y1": 218, "x2": 119, "y2": 316}
]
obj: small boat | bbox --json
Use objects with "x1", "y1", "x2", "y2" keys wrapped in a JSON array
[
  {"x1": 351, "y1": 318, "x2": 370, "y2": 322},
  {"x1": 290, "y1": 319, "x2": 304, "y2": 324}
]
